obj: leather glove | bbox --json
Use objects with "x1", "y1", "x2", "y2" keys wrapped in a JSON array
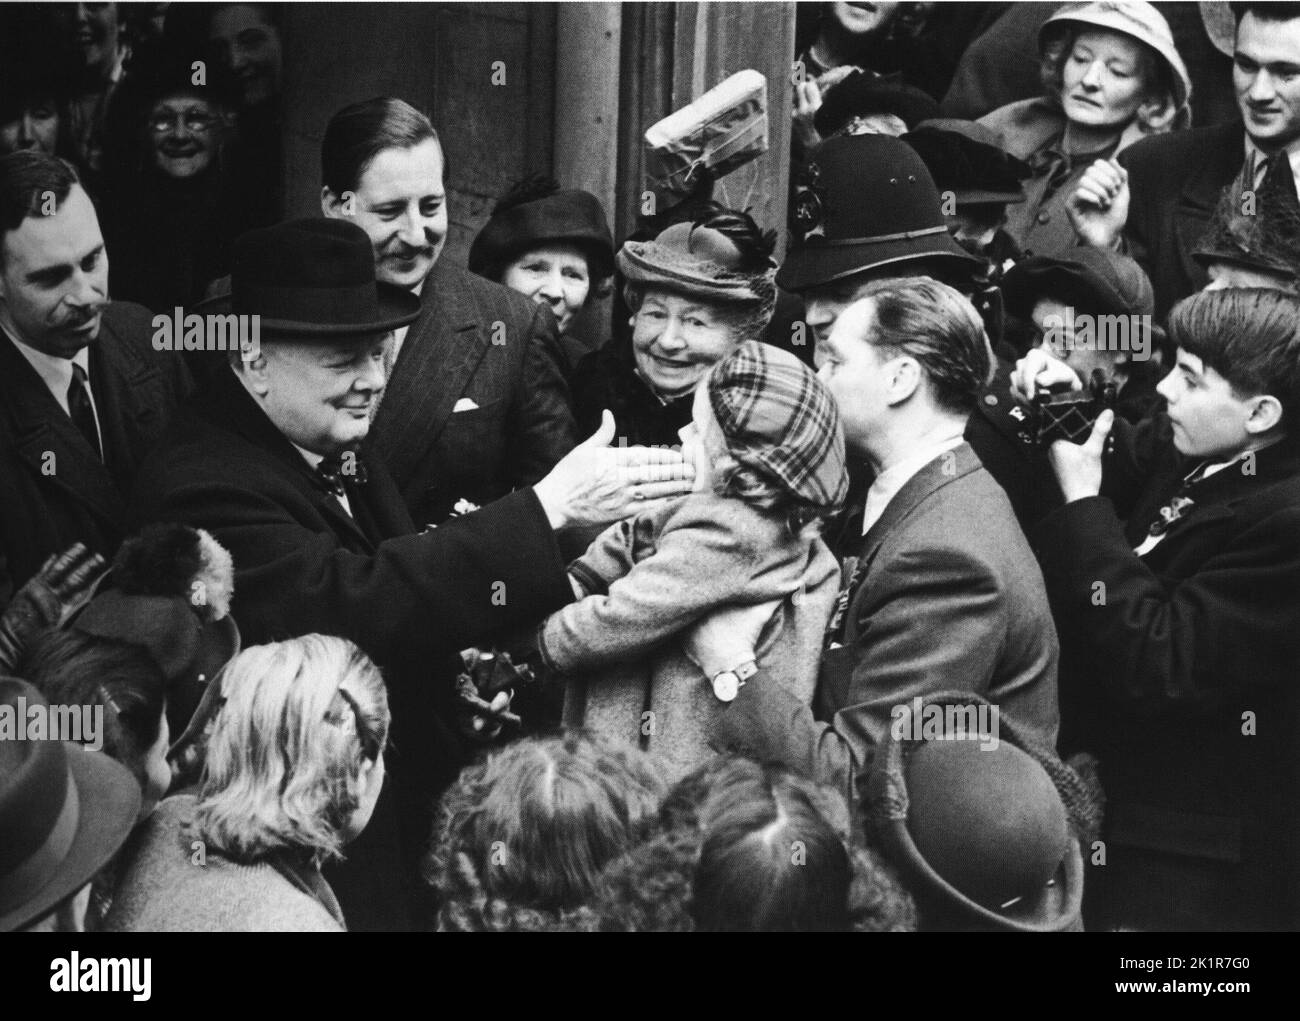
[{"x1": 0, "y1": 543, "x2": 108, "y2": 672}]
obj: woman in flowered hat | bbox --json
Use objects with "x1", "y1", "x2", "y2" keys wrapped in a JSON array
[
  {"x1": 979, "y1": 0, "x2": 1193, "y2": 258},
  {"x1": 570, "y1": 204, "x2": 779, "y2": 449}
]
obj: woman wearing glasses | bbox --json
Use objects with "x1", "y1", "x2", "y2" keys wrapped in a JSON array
[{"x1": 98, "y1": 45, "x2": 266, "y2": 319}]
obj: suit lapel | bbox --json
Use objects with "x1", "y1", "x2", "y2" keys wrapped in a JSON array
[
  {"x1": 0, "y1": 336, "x2": 124, "y2": 524},
  {"x1": 369, "y1": 263, "x2": 491, "y2": 484},
  {"x1": 1173, "y1": 125, "x2": 1244, "y2": 286},
  {"x1": 89, "y1": 317, "x2": 167, "y2": 476}
]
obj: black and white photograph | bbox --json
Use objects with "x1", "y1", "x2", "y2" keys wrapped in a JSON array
[{"x1": 0, "y1": 0, "x2": 1295, "y2": 969}]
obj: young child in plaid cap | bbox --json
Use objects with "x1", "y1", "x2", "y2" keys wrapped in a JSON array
[{"x1": 533, "y1": 340, "x2": 849, "y2": 780}]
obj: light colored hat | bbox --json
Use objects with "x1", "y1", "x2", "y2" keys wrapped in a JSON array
[{"x1": 1041, "y1": 0, "x2": 1193, "y2": 116}]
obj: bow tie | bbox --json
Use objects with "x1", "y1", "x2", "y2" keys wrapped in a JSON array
[{"x1": 314, "y1": 453, "x2": 368, "y2": 497}]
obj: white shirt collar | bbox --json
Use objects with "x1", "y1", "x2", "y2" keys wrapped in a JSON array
[
  {"x1": 862, "y1": 435, "x2": 966, "y2": 537},
  {"x1": 5, "y1": 332, "x2": 93, "y2": 417}
]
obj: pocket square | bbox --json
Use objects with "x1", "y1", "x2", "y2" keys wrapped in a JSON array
[{"x1": 452, "y1": 398, "x2": 480, "y2": 412}]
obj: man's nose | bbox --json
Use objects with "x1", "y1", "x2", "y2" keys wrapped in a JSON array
[
  {"x1": 19, "y1": 113, "x2": 37, "y2": 142},
  {"x1": 357, "y1": 353, "x2": 387, "y2": 393},
  {"x1": 229, "y1": 43, "x2": 251, "y2": 72},
  {"x1": 1247, "y1": 71, "x2": 1276, "y2": 103},
  {"x1": 395, "y1": 209, "x2": 428, "y2": 247}
]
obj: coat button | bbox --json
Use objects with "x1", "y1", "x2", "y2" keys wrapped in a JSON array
[
  {"x1": 1036, "y1": 210, "x2": 1051, "y2": 224},
  {"x1": 983, "y1": 394, "x2": 998, "y2": 406}
]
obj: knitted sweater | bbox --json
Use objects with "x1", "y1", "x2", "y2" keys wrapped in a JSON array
[
  {"x1": 103, "y1": 796, "x2": 346, "y2": 932},
  {"x1": 541, "y1": 491, "x2": 840, "y2": 781}
]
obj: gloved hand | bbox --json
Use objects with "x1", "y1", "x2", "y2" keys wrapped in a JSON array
[{"x1": 0, "y1": 543, "x2": 108, "y2": 672}]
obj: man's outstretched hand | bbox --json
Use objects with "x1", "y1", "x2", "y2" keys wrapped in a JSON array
[{"x1": 533, "y1": 410, "x2": 694, "y2": 530}]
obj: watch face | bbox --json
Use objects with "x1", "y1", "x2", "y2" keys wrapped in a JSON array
[{"x1": 713, "y1": 672, "x2": 740, "y2": 702}]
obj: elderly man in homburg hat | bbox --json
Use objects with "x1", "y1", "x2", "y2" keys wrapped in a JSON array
[{"x1": 129, "y1": 218, "x2": 690, "y2": 930}]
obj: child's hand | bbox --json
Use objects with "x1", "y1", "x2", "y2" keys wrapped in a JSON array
[{"x1": 683, "y1": 599, "x2": 780, "y2": 679}]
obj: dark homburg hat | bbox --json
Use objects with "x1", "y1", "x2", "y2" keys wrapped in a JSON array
[
  {"x1": 198, "y1": 218, "x2": 421, "y2": 338},
  {"x1": 902, "y1": 119, "x2": 1032, "y2": 206},
  {"x1": 778, "y1": 134, "x2": 981, "y2": 293}
]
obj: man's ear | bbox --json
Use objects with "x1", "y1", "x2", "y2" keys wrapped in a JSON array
[
  {"x1": 239, "y1": 349, "x2": 273, "y2": 397},
  {"x1": 321, "y1": 186, "x2": 345, "y2": 219},
  {"x1": 1245, "y1": 393, "x2": 1285, "y2": 436},
  {"x1": 886, "y1": 356, "x2": 922, "y2": 406}
]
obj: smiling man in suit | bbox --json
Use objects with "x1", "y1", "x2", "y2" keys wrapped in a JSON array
[
  {"x1": 320, "y1": 97, "x2": 577, "y2": 528},
  {"x1": 0, "y1": 151, "x2": 189, "y2": 609},
  {"x1": 1072, "y1": 3, "x2": 1300, "y2": 317},
  {"x1": 689, "y1": 277, "x2": 1061, "y2": 813}
]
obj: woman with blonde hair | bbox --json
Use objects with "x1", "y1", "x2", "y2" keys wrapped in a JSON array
[
  {"x1": 978, "y1": 0, "x2": 1192, "y2": 258},
  {"x1": 104, "y1": 635, "x2": 389, "y2": 932}
]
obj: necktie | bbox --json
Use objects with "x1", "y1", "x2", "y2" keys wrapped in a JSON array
[
  {"x1": 314, "y1": 453, "x2": 369, "y2": 498},
  {"x1": 67, "y1": 363, "x2": 102, "y2": 461}
]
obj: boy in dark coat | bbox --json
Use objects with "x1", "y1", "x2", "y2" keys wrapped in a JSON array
[{"x1": 1017, "y1": 286, "x2": 1300, "y2": 930}]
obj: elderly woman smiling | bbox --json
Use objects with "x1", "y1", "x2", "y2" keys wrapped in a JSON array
[
  {"x1": 979, "y1": 0, "x2": 1192, "y2": 259},
  {"x1": 571, "y1": 204, "x2": 778, "y2": 448}
]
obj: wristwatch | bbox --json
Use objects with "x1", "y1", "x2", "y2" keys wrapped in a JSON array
[{"x1": 711, "y1": 660, "x2": 758, "y2": 703}]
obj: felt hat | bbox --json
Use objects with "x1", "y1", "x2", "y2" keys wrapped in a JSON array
[
  {"x1": 707, "y1": 341, "x2": 849, "y2": 510},
  {"x1": 862, "y1": 691, "x2": 1086, "y2": 932},
  {"x1": 0, "y1": 678, "x2": 141, "y2": 931},
  {"x1": 813, "y1": 70, "x2": 940, "y2": 138},
  {"x1": 903, "y1": 119, "x2": 1032, "y2": 205},
  {"x1": 617, "y1": 221, "x2": 777, "y2": 320},
  {"x1": 1193, "y1": 152, "x2": 1300, "y2": 282},
  {"x1": 468, "y1": 185, "x2": 614, "y2": 281},
  {"x1": 197, "y1": 218, "x2": 421, "y2": 338},
  {"x1": 778, "y1": 134, "x2": 981, "y2": 293},
  {"x1": 1002, "y1": 245, "x2": 1155, "y2": 319},
  {"x1": 1040, "y1": 0, "x2": 1193, "y2": 116}
]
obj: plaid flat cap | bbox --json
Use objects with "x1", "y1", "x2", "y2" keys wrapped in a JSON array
[{"x1": 708, "y1": 341, "x2": 849, "y2": 511}]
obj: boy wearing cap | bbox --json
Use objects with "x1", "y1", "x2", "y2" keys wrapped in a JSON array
[{"x1": 534, "y1": 342, "x2": 846, "y2": 781}]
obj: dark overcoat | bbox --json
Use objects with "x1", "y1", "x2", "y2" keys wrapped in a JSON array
[{"x1": 129, "y1": 366, "x2": 573, "y2": 929}]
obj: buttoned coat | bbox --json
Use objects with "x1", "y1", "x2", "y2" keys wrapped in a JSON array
[
  {"x1": 128, "y1": 366, "x2": 574, "y2": 929},
  {"x1": 0, "y1": 302, "x2": 189, "y2": 607},
  {"x1": 714, "y1": 443, "x2": 1061, "y2": 811},
  {"x1": 1033, "y1": 420, "x2": 1300, "y2": 930}
]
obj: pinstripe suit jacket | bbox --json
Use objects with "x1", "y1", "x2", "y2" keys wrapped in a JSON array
[{"x1": 365, "y1": 261, "x2": 578, "y2": 528}]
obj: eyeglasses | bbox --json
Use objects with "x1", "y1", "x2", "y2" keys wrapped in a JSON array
[{"x1": 148, "y1": 112, "x2": 219, "y2": 134}]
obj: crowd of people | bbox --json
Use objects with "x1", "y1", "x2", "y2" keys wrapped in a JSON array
[{"x1": 3, "y1": 1, "x2": 1300, "y2": 933}]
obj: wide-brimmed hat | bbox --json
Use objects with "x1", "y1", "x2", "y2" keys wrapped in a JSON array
[
  {"x1": 1002, "y1": 245, "x2": 1155, "y2": 319},
  {"x1": 903, "y1": 119, "x2": 1032, "y2": 206},
  {"x1": 0, "y1": 678, "x2": 141, "y2": 931},
  {"x1": 617, "y1": 221, "x2": 777, "y2": 320},
  {"x1": 196, "y1": 219, "x2": 421, "y2": 338},
  {"x1": 862, "y1": 691, "x2": 1086, "y2": 932},
  {"x1": 778, "y1": 134, "x2": 981, "y2": 293},
  {"x1": 468, "y1": 184, "x2": 614, "y2": 281},
  {"x1": 707, "y1": 341, "x2": 848, "y2": 511},
  {"x1": 814, "y1": 70, "x2": 940, "y2": 138},
  {"x1": 1193, "y1": 152, "x2": 1300, "y2": 281},
  {"x1": 1041, "y1": 0, "x2": 1193, "y2": 116}
]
